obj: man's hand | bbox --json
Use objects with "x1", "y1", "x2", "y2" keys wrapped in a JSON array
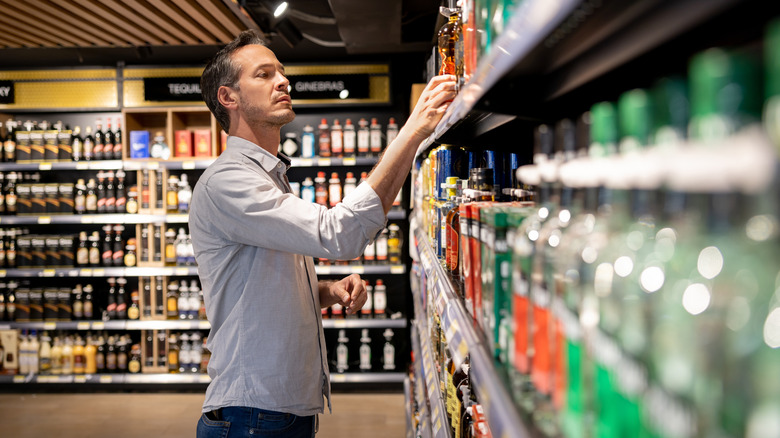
[
  {"x1": 405, "y1": 75, "x2": 458, "y2": 143},
  {"x1": 320, "y1": 274, "x2": 366, "y2": 315}
]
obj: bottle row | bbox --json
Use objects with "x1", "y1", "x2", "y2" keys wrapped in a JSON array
[
  {"x1": 315, "y1": 223, "x2": 403, "y2": 266},
  {"x1": 414, "y1": 33, "x2": 780, "y2": 438},
  {"x1": 0, "y1": 276, "x2": 205, "y2": 323},
  {"x1": 129, "y1": 129, "x2": 213, "y2": 160},
  {"x1": 329, "y1": 328, "x2": 398, "y2": 374},
  {"x1": 282, "y1": 117, "x2": 398, "y2": 159},
  {"x1": 1, "y1": 118, "x2": 123, "y2": 163},
  {"x1": 0, "y1": 225, "x2": 195, "y2": 269},
  {"x1": 0, "y1": 329, "x2": 209, "y2": 376},
  {"x1": 292, "y1": 170, "x2": 403, "y2": 211}
]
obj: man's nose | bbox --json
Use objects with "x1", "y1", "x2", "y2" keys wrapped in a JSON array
[{"x1": 276, "y1": 73, "x2": 289, "y2": 90}]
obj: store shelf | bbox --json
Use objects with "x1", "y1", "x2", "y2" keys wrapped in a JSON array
[
  {"x1": 0, "y1": 161, "x2": 124, "y2": 172},
  {"x1": 290, "y1": 157, "x2": 379, "y2": 167},
  {"x1": 387, "y1": 209, "x2": 407, "y2": 221},
  {"x1": 0, "y1": 373, "x2": 210, "y2": 385},
  {"x1": 314, "y1": 264, "x2": 406, "y2": 275},
  {"x1": 329, "y1": 372, "x2": 406, "y2": 384},
  {"x1": 123, "y1": 159, "x2": 216, "y2": 171},
  {"x1": 405, "y1": 377, "x2": 414, "y2": 438},
  {"x1": 411, "y1": 324, "x2": 433, "y2": 438},
  {"x1": 322, "y1": 318, "x2": 406, "y2": 329},
  {"x1": 413, "y1": 226, "x2": 530, "y2": 438},
  {"x1": 0, "y1": 213, "x2": 189, "y2": 225},
  {"x1": 0, "y1": 266, "x2": 199, "y2": 278}
]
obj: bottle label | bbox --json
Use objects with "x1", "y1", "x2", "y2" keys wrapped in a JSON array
[
  {"x1": 383, "y1": 343, "x2": 395, "y2": 370},
  {"x1": 374, "y1": 292, "x2": 386, "y2": 313},
  {"x1": 129, "y1": 359, "x2": 141, "y2": 373},
  {"x1": 359, "y1": 344, "x2": 371, "y2": 370},
  {"x1": 357, "y1": 131, "x2": 369, "y2": 153},
  {"x1": 370, "y1": 130, "x2": 382, "y2": 152},
  {"x1": 128, "y1": 306, "x2": 139, "y2": 320}
]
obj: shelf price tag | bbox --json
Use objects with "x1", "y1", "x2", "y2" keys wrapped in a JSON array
[
  {"x1": 80, "y1": 269, "x2": 93, "y2": 276},
  {"x1": 198, "y1": 321, "x2": 211, "y2": 330},
  {"x1": 80, "y1": 216, "x2": 95, "y2": 224},
  {"x1": 76, "y1": 162, "x2": 90, "y2": 170},
  {"x1": 342, "y1": 158, "x2": 356, "y2": 166},
  {"x1": 74, "y1": 375, "x2": 87, "y2": 384},
  {"x1": 92, "y1": 269, "x2": 105, "y2": 277},
  {"x1": 147, "y1": 161, "x2": 159, "y2": 170},
  {"x1": 299, "y1": 158, "x2": 313, "y2": 167},
  {"x1": 175, "y1": 268, "x2": 190, "y2": 276},
  {"x1": 92, "y1": 322, "x2": 105, "y2": 330},
  {"x1": 334, "y1": 320, "x2": 347, "y2": 328},
  {"x1": 37, "y1": 216, "x2": 51, "y2": 224},
  {"x1": 183, "y1": 161, "x2": 196, "y2": 169},
  {"x1": 318, "y1": 158, "x2": 332, "y2": 166},
  {"x1": 77, "y1": 322, "x2": 90, "y2": 330},
  {"x1": 0, "y1": 270, "x2": 5, "y2": 277},
  {"x1": 433, "y1": 418, "x2": 442, "y2": 435},
  {"x1": 318, "y1": 266, "x2": 331, "y2": 275},
  {"x1": 390, "y1": 265, "x2": 404, "y2": 274},
  {"x1": 99, "y1": 375, "x2": 113, "y2": 383},
  {"x1": 13, "y1": 375, "x2": 25, "y2": 383},
  {"x1": 43, "y1": 322, "x2": 56, "y2": 330},
  {"x1": 198, "y1": 375, "x2": 211, "y2": 383},
  {"x1": 331, "y1": 374, "x2": 346, "y2": 383},
  {"x1": 39, "y1": 162, "x2": 52, "y2": 171},
  {"x1": 350, "y1": 266, "x2": 364, "y2": 274},
  {"x1": 42, "y1": 269, "x2": 56, "y2": 277}
]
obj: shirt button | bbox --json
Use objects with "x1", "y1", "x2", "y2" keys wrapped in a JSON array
[{"x1": 277, "y1": 163, "x2": 282, "y2": 168}]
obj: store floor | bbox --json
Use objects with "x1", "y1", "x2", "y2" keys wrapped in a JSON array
[{"x1": 0, "y1": 392, "x2": 406, "y2": 437}]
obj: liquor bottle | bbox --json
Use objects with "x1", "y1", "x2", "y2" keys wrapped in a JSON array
[
  {"x1": 328, "y1": 172, "x2": 342, "y2": 207},
  {"x1": 72, "y1": 284, "x2": 84, "y2": 320},
  {"x1": 369, "y1": 118, "x2": 382, "y2": 155},
  {"x1": 157, "y1": 331, "x2": 167, "y2": 368},
  {"x1": 359, "y1": 329, "x2": 372, "y2": 371},
  {"x1": 167, "y1": 333, "x2": 179, "y2": 374},
  {"x1": 186, "y1": 281, "x2": 199, "y2": 320},
  {"x1": 140, "y1": 169, "x2": 150, "y2": 210},
  {"x1": 318, "y1": 118, "x2": 331, "y2": 157},
  {"x1": 113, "y1": 118, "x2": 123, "y2": 160},
  {"x1": 124, "y1": 238, "x2": 137, "y2": 267},
  {"x1": 112, "y1": 225, "x2": 124, "y2": 267},
  {"x1": 85, "y1": 178, "x2": 98, "y2": 214},
  {"x1": 357, "y1": 118, "x2": 370, "y2": 156},
  {"x1": 83, "y1": 126, "x2": 94, "y2": 161},
  {"x1": 150, "y1": 132, "x2": 170, "y2": 159},
  {"x1": 300, "y1": 177, "x2": 315, "y2": 203},
  {"x1": 104, "y1": 118, "x2": 115, "y2": 161},
  {"x1": 335, "y1": 329, "x2": 349, "y2": 373},
  {"x1": 115, "y1": 170, "x2": 127, "y2": 212},
  {"x1": 189, "y1": 333, "x2": 202, "y2": 373},
  {"x1": 438, "y1": 7, "x2": 463, "y2": 87},
  {"x1": 177, "y1": 281, "x2": 189, "y2": 320},
  {"x1": 105, "y1": 171, "x2": 116, "y2": 213},
  {"x1": 314, "y1": 172, "x2": 328, "y2": 207},
  {"x1": 343, "y1": 119, "x2": 356, "y2": 156},
  {"x1": 115, "y1": 277, "x2": 127, "y2": 319},
  {"x1": 154, "y1": 275, "x2": 164, "y2": 316},
  {"x1": 101, "y1": 225, "x2": 113, "y2": 266},
  {"x1": 128, "y1": 291, "x2": 140, "y2": 320},
  {"x1": 93, "y1": 119, "x2": 105, "y2": 160},
  {"x1": 386, "y1": 117, "x2": 399, "y2": 146},
  {"x1": 4, "y1": 172, "x2": 17, "y2": 215},
  {"x1": 82, "y1": 284, "x2": 94, "y2": 319},
  {"x1": 106, "y1": 277, "x2": 117, "y2": 319},
  {"x1": 4, "y1": 119, "x2": 16, "y2": 162},
  {"x1": 72, "y1": 335, "x2": 85, "y2": 374},
  {"x1": 142, "y1": 280, "x2": 152, "y2": 318},
  {"x1": 165, "y1": 281, "x2": 179, "y2": 319},
  {"x1": 152, "y1": 224, "x2": 162, "y2": 262},
  {"x1": 84, "y1": 335, "x2": 97, "y2": 374},
  {"x1": 373, "y1": 279, "x2": 387, "y2": 318},
  {"x1": 178, "y1": 174, "x2": 192, "y2": 213},
  {"x1": 339, "y1": 173, "x2": 355, "y2": 201},
  {"x1": 375, "y1": 228, "x2": 389, "y2": 264},
  {"x1": 105, "y1": 336, "x2": 117, "y2": 373},
  {"x1": 61, "y1": 336, "x2": 73, "y2": 375},
  {"x1": 178, "y1": 333, "x2": 191, "y2": 374},
  {"x1": 128, "y1": 344, "x2": 142, "y2": 374},
  {"x1": 166, "y1": 175, "x2": 179, "y2": 213},
  {"x1": 382, "y1": 329, "x2": 396, "y2": 370},
  {"x1": 388, "y1": 224, "x2": 402, "y2": 265},
  {"x1": 175, "y1": 228, "x2": 188, "y2": 266},
  {"x1": 331, "y1": 119, "x2": 343, "y2": 157},
  {"x1": 71, "y1": 126, "x2": 83, "y2": 162},
  {"x1": 96, "y1": 172, "x2": 107, "y2": 213},
  {"x1": 155, "y1": 170, "x2": 164, "y2": 210},
  {"x1": 116, "y1": 336, "x2": 128, "y2": 373},
  {"x1": 38, "y1": 331, "x2": 52, "y2": 375},
  {"x1": 301, "y1": 125, "x2": 315, "y2": 158},
  {"x1": 88, "y1": 231, "x2": 100, "y2": 266}
]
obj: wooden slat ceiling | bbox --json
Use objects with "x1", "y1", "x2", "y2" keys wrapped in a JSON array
[{"x1": 0, "y1": 0, "x2": 263, "y2": 49}]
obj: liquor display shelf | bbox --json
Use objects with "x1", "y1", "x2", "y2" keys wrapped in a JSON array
[
  {"x1": 0, "y1": 156, "x2": 379, "y2": 172},
  {"x1": 1, "y1": 318, "x2": 406, "y2": 332},
  {"x1": 411, "y1": 324, "x2": 434, "y2": 438},
  {"x1": 404, "y1": 377, "x2": 415, "y2": 438},
  {"x1": 0, "y1": 264, "x2": 404, "y2": 278},
  {"x1": 415, "y1": 320, "x2": 450, "y2": 438},
  {"x1": 413, "y1": 226, "x2": 529, "y2": 438},
  {"x1": 0, "y1": 372, "x2": 405, "y2": 385},
  {"x1": 416, "y1": 0, "x2": 762, "y2": 153},
  {"x1": 0, "y1": 213, "x2": 189, "y2": 225}
]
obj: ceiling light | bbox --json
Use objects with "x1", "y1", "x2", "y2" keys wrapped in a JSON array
[{"x1": 273, "y1": 1, "x2": 288, "y2": 18}]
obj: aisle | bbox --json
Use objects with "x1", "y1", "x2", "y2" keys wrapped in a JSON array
[{"x1": 0, "y1": 392, "x2": 405, "y2": 438}]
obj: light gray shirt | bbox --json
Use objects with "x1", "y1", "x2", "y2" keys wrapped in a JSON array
[{"x1": 190, "y1": 136, "x2": 386, "y2": 416}]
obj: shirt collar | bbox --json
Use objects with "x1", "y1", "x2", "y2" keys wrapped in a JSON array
[{"x1": 227, "y1": 135, "x2": 292, "y2": 173}]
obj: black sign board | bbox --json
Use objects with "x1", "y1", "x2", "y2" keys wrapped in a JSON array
[
  {"x1": 0, "y1": 80, "x2": 14, "y2": 104},
  {"x1": 144, "y1": 77, "x2": 203, "y2": 102},
  {"x1": 289, "y1": 74, "x2": 370, "y2": 100}
]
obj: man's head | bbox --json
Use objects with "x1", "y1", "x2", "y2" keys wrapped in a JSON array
[{"x1": 201, "y1": 30, "x2": 294, "y2": 133}]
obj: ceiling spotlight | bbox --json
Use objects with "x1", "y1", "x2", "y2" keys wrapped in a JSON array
[{"x1": 273, "y1": 1, "x2": 288, "y2": 18}]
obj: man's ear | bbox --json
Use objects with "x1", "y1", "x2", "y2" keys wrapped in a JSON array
[{"x1": 217, "y1": 85, "x2": 238, "y2": 111}]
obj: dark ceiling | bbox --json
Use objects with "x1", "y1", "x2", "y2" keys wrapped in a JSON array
[{"x1": 0, "y1": 0, "x2": 443, "y2": 68}]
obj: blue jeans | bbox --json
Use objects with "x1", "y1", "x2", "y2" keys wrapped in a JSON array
[{"x1": 197, "y1": 406, "x2": 317, "y2": 438}]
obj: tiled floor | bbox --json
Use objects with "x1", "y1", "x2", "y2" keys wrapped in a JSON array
[{"x1": 0, "y1": 392, "x2": 406, "y2": 437}]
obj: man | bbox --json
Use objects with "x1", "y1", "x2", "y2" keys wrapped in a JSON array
[{"x1": 192, "y1": 29, "x2": 455, "y2": 437}]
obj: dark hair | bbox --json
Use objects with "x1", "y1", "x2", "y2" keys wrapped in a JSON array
[{"x1": 201, "y1": 30, "x2": 266, "y2": 132}]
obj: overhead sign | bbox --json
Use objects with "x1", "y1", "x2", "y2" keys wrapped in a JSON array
[
  {"x1": 0, "y1": 80, "x2": 14, "y2": 104},
  {"x1": 288, "y1": 74, "x2": 370, "y2": 100},
  {"x1": 143, "y1": 77, "x2": 203, "y2": 102}
]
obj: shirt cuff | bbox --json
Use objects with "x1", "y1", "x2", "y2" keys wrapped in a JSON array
[{"x1": 342, "y1": 181, "x2": 387, "y2": 241}]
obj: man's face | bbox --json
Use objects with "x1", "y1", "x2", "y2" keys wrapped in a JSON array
[{"x1": 230, "y1": 44, "x2": 294, "y2": 127}]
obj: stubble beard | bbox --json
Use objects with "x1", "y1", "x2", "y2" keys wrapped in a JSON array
[{"x1": 242, "y1": 97, "x2": 295, "y2": 128}]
